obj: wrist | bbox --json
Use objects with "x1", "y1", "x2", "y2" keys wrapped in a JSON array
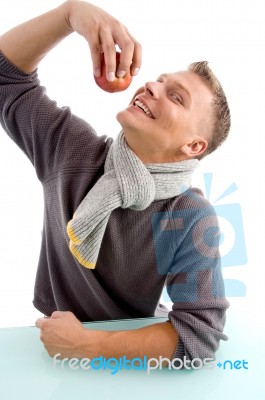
[
  {"x1": 81, "y1": 329, "x2": 113, "y2": 359},
  {"x1": 63, "y1": 0, "x2": 79, "y2": 33}
]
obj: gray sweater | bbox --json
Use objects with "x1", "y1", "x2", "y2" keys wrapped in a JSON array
[{"x1": 0, "y1": 51, "x2": 229, "y2": 362}]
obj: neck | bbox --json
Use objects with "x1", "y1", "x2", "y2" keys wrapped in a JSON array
[{"x1": 123, "y1": 134, "x2": 190, "y2": 164}]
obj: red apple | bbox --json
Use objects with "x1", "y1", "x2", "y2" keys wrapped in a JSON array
[{"x1": 94, "y1": 51, "x2": 133, "y2": 93}]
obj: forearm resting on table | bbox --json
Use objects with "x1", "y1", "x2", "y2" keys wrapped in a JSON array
[
  {"x1": 37, "y1": 312, "x2": 178, "y2": 361},
  {"x1": 87, "y1": 322, "x2": 179, "y2": 361}
]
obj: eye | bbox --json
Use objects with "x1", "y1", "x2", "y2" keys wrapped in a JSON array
[{"x1": 171, "y1": 93, "x2": 183, "y2": 104}]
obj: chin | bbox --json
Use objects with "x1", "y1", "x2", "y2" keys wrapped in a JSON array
[
  {"x1": 116, "y1": 109, "x2": 124, "y2": 124},
  {"x1": 116, "y1": 108, "x2": 134, "y2": 131}
]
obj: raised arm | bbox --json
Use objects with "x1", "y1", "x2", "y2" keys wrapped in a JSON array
[
  {"x1": 0, "y1": 0, "x2": 141, "y2": 78},
  {"x1": 0, "y1": 1, "x2": 141, "y2": 181}
]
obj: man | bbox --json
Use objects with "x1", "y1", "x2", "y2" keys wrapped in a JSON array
[{"x1": 0, "y1": 1, "x2": 230, "y2": 364}]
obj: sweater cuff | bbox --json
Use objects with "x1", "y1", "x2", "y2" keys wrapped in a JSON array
[
  {"x1": 0, "y1": 51, "x2": 37, "y2": 79},
  {"x1": 172, "y1": 337, "x2": 185, "y2": 360},
  {"x1": 165, "y1": 319, "x2": 185, "y2": 361}
]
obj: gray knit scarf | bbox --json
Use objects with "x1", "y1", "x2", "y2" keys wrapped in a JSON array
[{"x1": 67, "y1": 132, "x2": 199, "y2": 268}]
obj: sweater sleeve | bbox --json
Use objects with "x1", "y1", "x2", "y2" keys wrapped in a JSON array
[
  {"x1": 0, "y1": 51, "x2": 111, "y2": 182},
  {"x1": 158, "y1": 190, "x2": 229, "y2": 364}
]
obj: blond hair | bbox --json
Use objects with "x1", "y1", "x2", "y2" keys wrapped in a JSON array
[{"x1": 188, "y1": 61, "x2": 231, "y2": 159}]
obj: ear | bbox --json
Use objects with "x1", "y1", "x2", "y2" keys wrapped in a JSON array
[{"x1": 180, "y1": 136, "x2": 208, "y2": 158}]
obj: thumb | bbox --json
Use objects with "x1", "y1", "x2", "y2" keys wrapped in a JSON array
[{"x1": 51, "y1": 311, "x2": 66, "y2": 319}]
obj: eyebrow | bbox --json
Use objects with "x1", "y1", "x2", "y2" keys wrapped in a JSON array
[{"x1": 158, "y1": 73, "x2": 191, "y2": 105}]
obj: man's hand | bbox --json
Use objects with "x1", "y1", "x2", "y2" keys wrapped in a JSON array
[
  {"x1": 66, "y1": 1, "x2": 141, "y2": 80},
  {"x1": 35, "y1": 311, "x2": 109, "y2": 358},
  {"x1": 0, "y1": 1, "x2": 142, "y2": 76}
]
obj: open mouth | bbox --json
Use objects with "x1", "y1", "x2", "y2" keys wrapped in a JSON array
[{"x1": 133, "y1": 97, "x2": 154, "y2": 119}]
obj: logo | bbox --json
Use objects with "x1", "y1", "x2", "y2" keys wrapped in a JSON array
[
  {"x1": 152, "y1": 173, "x2": 247, "y2": 303},
  {"x1": 53, "y1": 354, "x2": 249, "y2": 374},
  {"x1": 216, "y1": 359, "x2": 248, "y2": 370}
]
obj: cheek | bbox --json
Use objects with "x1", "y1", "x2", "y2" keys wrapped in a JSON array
[
  {"x1": 158, "y1": 112, "x2": 194, "y2": 149},
  {"x1": 165, "y1": 110, "x2": 193, "y2": 135},
  {"x1": 159, "y1": 109, "x2": 180, "y2": 132}
]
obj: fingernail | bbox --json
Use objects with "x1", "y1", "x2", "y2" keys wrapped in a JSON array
[
  {"x1": 117, "y1": 70, "x2": 126, "y2": 78},
  {"x1": 132, "y1": 68, "x2": 140, "y2": 76},
  {"x1": 107, "y1": 72, "x2": 115, "y2": 82},
  {"x1": 94, "y1": 68, "x2": 101, "y2": 77}
]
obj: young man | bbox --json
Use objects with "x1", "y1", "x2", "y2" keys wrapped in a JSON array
[{"x1": 0, "y1": 1, "x2": 230, "y2": 364}]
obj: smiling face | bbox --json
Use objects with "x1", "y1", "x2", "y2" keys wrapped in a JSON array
[{"x1": 116, "y1": 70, "x2": 214, "y2": 163}]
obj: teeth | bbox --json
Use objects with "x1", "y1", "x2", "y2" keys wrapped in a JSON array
[{"x1": 134, "y1": 99, "x2": 153, "y2": 118}]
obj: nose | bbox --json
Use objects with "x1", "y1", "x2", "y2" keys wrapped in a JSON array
[{"x1": 144, "y1": 81, "x2": 160, "y2": 99}]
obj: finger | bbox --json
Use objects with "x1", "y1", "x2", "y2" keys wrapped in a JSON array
[
  {"x1": 99, "y1": 29, "x2": 117, "y2": 81},
  {"x1": 130, "y1": 38, "x2": 142, "y2": 76},
  {"x1": 114, "y1": 34, "x2": 134, "y2": 78},
  {"x1": 51, "y1": 311, "x2": 66, "y2": 319},
  {"x1": 116, "y1": 31, "x2": 142, "y2": 77},
  {"x1": 87, "y1": 34, "x2": 103, "y2": 77},
  {"x1": 35, "y1": 317, "x2": 47, "y2": 328},
  {"x1": 103, "y1": 46, "x2": 117, "y2": 81}
]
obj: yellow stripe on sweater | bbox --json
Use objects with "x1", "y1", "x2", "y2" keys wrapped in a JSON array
[
  {"x1": 67, "y1": 222, "x2": 82, "y2": 245},
  {"x1": 69, "y1": 241, "x2": 96, "y2": 269}
]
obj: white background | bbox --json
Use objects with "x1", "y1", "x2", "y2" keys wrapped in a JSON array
[{"x1": 0, "y1": 0, "x2": 264, "y2": 328}]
